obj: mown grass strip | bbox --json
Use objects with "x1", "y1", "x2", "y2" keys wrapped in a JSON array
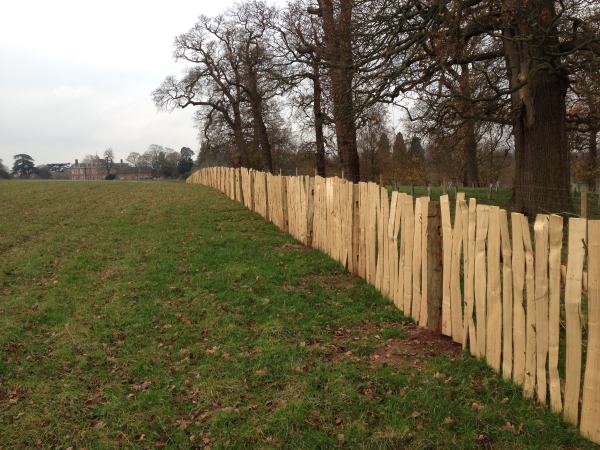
[{"x1": 0, "y1": 180, "x2": 594, "y2": 449}]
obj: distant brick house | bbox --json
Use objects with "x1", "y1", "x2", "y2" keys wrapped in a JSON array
[
  {"x1": 71, "y1": 158, "x2": 151, "y2": 180},
  {"x1": 71, "y1": 158, "x2": 102, "y2": 180}
]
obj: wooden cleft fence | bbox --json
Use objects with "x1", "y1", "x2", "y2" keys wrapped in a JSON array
[{"x1": 188, "y1": 166, "x2": 600, "y2": 444}]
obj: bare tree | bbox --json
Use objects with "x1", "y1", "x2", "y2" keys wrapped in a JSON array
[
  {"x1": 275, "y1": 0, "x2": 330, "y2": 176},
  {"x1": 153, "y1": 14, "x2": 250, "y2": 167},
  {"x1": 307, "y1": 0, "x2": 361, "y2": 181},
  {"x1": 154, "y1": 1, "x2": 283, "y2": 172},
  {"x1": 357, "y1": 104, "x2": 391, "y2": 180},
  {"x1": 567, "y1": 48, "x2": 600, "y2": 189},
  {"x1": 376, "y1": 0, "x2": 600, "y2": 214},
  {"x1": 101, "y1": 148, "x2": 114, "y2": 179},
  {"x1": 126, "y1": 152, "x2": 143, "y2": 179}
]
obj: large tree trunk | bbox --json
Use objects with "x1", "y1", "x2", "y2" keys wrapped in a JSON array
[
  {"x1": 253, "y1": 107, "x2": 273, "y2": 173},
  {"x1": 313, "y1": 61, "x2": 326, "y2": 177},
  {"x1": 232, "y1": 103, "x2": 249, "y2": 167},
  {"x1": 318, "y1": 0, "x2": 360, "y2": 182},
  {"x1": 588, "y1": 129, "x2": 598, "y2": 190},
  {"x1": 329, "y1": 58, "x2": 359, "y2": 182},
  {"x1": 246, "y1": 65, "x2": 273, "y2": 173},
  {"x1": 462, "y1": 119, "x2": 479, "y2": 186},
  {"x1": 503, "y1": 0, "x2": 572, "y2": 216}
]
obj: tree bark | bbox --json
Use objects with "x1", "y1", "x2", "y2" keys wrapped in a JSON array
[
  {"x1": 330, "y1": 70, "x2": 359, "y2": 182},
  {"x1": 313, "y1": 60, "x2": 326, "y2": 177},
  {"x1": 245, "y1": 64, "x2": 273, "y2": 173},
  {"x1": 232, "y1": 102, "x2": 249, "y2": 167},
  {"x1": 318, "y1": 0, "x2": 360, "y2": 182},
  {"x1": 503, "y1": 0, "x2": 572, "y2": 216},
  {"x1": 462, "y1": 118, "x2": 479, "y2": 186}
]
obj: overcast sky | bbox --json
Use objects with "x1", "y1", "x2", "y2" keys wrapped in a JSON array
[{"x1": 0, "y1": 0, "x2": 280, "y2": 166}]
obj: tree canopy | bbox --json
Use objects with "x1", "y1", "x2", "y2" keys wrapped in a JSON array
[
  {"x1": 12, "y1": 154, "x2": 35, "y2": 178},
  {"x1": 155, "y1": 0, "x2": 600, "y2": 215}
]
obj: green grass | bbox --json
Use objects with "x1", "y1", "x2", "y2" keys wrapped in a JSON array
[
  {"x1": 393, "y1": 185, "x2": 512, "y2": 210},
  {"x1": 392, "y1": 184, "x2": 600, "y2": 219},
  {"x1": 0, "y1": 180, "x2": 594, "y2": 449}
]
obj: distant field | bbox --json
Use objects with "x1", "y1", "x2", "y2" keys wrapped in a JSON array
[
  {"x1": 0, "y1": 180, "x2": 594, "y2": 449},
  {"x1": 392, "y1": 184, "x2": 600, "y2": 219}
]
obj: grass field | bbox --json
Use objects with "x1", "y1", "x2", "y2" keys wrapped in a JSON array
[
  {"x1": 392, "y1": 184, "x2": 600, "y2": 219},
  {"x1": 0, "y1": 180, "x2": 595, "y2": 449}
]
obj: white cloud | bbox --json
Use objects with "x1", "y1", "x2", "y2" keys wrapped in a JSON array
[
  {"x1": 0, "y1": 0, "x2": 286, "y2": 166},
  {"x1": 0, "y1": 73, "x2": 198, "y2": 164}
]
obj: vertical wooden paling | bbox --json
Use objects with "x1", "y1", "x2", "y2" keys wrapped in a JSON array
[
  {"x1": 512, "y1": 213, "x2": 526, "y2": 386},
  {"x1": 350, "y1": 183, "x2": 360, "y2": 274},
  {"x1": 534, "y1": 214, "x2": 549, "y2": 404},
  {"x1": 387, "y1": 192, "x2": 399, "y2": 298},
  {"x1": 564, "y1": 218, "x2": 586, "y2": 425},
  {"x1": 419, "y1": 197, "x2": 430, "y2": 327},
  {"x1": 463, "y1": 198, "x2": 477, "y2": 353},
  {"x1": 364, "y1": 183, "x2": 375, "y2": 283},
  {"x1": 313, "y1": 177, "x2": 323, "y2": 250},
  {"x1": 450, "y1": 199, "x2": 465, "y2": 343},
  {"x1": 581, "y1": 220, "x2": 600, "y2": 441},
  {"x1": 411, "y1": 198, "x2": 423, "y2": 322},
  {"x1": 306, "y1": 176, "x2": 315, "y2": 247},
  {"x1": 281, "y1": 175, "x2": 288, "y2": 233},
  {"x1": 474, "y1": 205, "x2": 489, "y2": 358},
  {"x1": 548, "y1": 214, "x2": 563, "y2": 414},
  {"x1": 460, "y1": 198, "x2": 469, "y2": 335},
  {"x1": 499, "y1": 210, "x2": 513, "y2": 380},
  {"x1": 411, "y1": 198, "x2": 423, "y2": 320},
  {"x1": 325, "y1": 177, "x2": 335, "y2": 259},
  {"x1": 378, "y1": 187, "x2": 390, "y2": 293},
  {"x1": 402, "y1": 194, "x2": 414, "y2": 315},
  {"x1": 425, "y1": 201, "x2": 443, "y2": 331},
  {"x1": 358, "y1": 183, "x2": 368, "y2": 279},
  {"x1": 522, "y1": 213, "x2": 536, "y2": 398},
  {"x1": 343, "y1": 180, "x2": 353, "y2": 268},
  {"x1": 336, "y1": 178, "x2": 344, "y2": 263},
  {"x1": 486, "y1": 206, "x2": 501, "y2": 371},
  {"x1": 440, "y1": 194, "x2": 452, "y2": 336},
  {"x1": 249, "y1": 169, "x2": 255, "y2": 211},
  {"x1": 394, "y1": 194, "x2": 406, "y2": 310}
]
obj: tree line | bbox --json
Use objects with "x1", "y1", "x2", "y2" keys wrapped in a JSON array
[
  {"x1": 101, "y1": 145, "x2": 195, "y2": 179},
  {"x1": 154, "y1": 0, "x2": 600, "y2": 215},
  {"x1": 4, "y1": 146, "x2": 195, "y2": 180}
]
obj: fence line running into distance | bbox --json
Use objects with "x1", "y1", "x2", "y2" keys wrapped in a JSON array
[{"x1": 188, "y1": 166, "x2": 600, "y2": 445}]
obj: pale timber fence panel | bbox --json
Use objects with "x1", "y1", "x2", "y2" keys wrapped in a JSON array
[{"x1": 188, "y1": 167, "x2": 600, "y2": 445}]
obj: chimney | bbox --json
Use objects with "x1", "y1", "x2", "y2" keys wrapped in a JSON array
[{"x1": 75, "y1": 159, "x2": 79, "y2": 166}]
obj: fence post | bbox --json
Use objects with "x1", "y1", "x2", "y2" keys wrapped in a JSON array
[{"x1": 426, "y1": 200, "x2": 443, "y2": 332}]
